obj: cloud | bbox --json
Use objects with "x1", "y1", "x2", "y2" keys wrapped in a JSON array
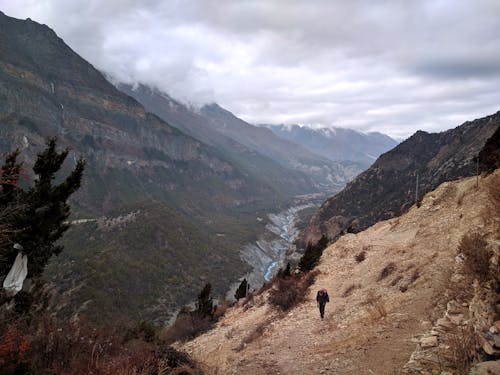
[{"x1": 1, "y1": 0, "x2": 499, "y2": 138}]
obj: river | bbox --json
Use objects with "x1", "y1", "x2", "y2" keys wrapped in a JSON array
[{"x1": 226, "y1": 204, "x2": 314, "y2": 298}]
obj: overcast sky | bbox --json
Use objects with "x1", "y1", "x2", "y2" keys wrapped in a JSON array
[{"x1": 2, "y1": 0, "x2": 500, "y2": 138}]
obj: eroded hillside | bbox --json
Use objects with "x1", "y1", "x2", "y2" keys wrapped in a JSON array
[{"x1": 179, "y1": 171, "x2": 499, "y2": 374}]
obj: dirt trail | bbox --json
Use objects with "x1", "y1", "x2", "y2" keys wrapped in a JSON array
[{"x1": 180, "y1": 172, "x2": 499, "y2": 375}]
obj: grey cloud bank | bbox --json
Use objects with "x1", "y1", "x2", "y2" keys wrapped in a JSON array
[{"x1": 1, "y1": 0, "x2": 499, "y2": 138}]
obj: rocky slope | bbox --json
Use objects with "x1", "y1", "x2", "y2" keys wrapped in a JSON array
[
  {"x1": 299, "y1": 112, "x2": 499, "y2": 247},
  {"x1": 179, "y1": 170, "x2": 500, "y2": 374},
  {"x1": 261, "y1": 123, "x2": 398, "y2": 166}
]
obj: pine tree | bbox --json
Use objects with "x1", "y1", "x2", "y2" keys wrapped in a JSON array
[
  {"x1": 298, "y1": 235, "x2": 329, "y2": 272},
  {"x1": 276, "y1": 262, "x2": 292, "y2": 278},
  {"x1": 0, "y1": 138, "x2": 85, "y2": 277},
  {"x1": 234, "y1": 278, "x2": 248, "y2": 300},
  {"x1": 195, "y1": 282, "x2": 214, "y2": 319}
]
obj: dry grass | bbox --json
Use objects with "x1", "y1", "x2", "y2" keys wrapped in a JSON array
[
  {"x1": 364, "y1": 291, "x2": 387, "y2": 319},
  {"x1": 458, "y1": 233, "x2": 492, "y2": 283},
  {"x1": 235, "y1": 319, "x2": 272, "y2": 352},
  {"x1": 439, "y1": 323, "x2": 480, "y2": 375},
  {"x1": 342, "y1": 283, "x2": 361, "y2": 298},
  {"x1": 378, "y1": 262, "x2": 397, "y2": 281},
  {"x1": 389, "y1": 275, "x2": 403, "y2": 287}
]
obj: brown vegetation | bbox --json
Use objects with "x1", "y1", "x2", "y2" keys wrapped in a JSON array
[
  {"x1": 354, "y1": 250, "x2": 366, "y2": 263},
  {"x1": 268, "y1": 270, "x2": 319, "y2": 312},
  {"x1": 378, "y1": 262, "x2": 397, "y2": 281},
  {"x1": 342, "y1": 283, "x2": 361, "y2": 298},
  {"x1": 458, "y1": 233, "x2": 492, "y2": 283},
  {"x1": 364, "y1": 291, "x2": 387, "y2": 319},
  {"x1": 0, "y1": 314, "x2": 203, "y2": 375}
]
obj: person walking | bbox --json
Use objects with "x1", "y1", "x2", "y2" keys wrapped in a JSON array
[{"x1": 316, "y1": 288, "x2": 329, "y2": 320}]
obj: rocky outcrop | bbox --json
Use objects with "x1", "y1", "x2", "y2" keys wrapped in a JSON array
[{"x1": 299, "y1": 112, "x2": 500, "y2": 247}]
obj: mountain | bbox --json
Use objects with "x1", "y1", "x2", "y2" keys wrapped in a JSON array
[
  {"x1": 178, "y1": 170, "x2": 500, "y2": 374},
  {"x1": 116, "y1": 83, "x2": 337, "y2": 197},
  {"x1": 118, "y1": 84, "x2": 365, "y2": 194},
  {"x1": 260, "y1": 123, "x2": 398, "y2": 166},
  {"x1": 0, "y1": 12, "x2": 296, "y2": 324},
  {"x1": 199, "y1": 103, "x2": 364, "y2": 192},
  {"x1": 298, "y1": 112, "x2": 499, "y2": 247}
]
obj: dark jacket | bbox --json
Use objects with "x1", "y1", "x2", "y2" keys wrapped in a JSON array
[{"x1": 316, "y1": 290, "x2": 329, "y2": 305}]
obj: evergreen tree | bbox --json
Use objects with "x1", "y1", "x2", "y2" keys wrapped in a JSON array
[
  {"x1": 234, "y1": 278, "x2": 248, "y2": 300},
  {"x1": 276, "y1": 262, "x2": 292, "y2": 278},
  {"x1": 195, "y1": 282, "x2": 214, "y2": 319},
  {"x1": 0, "y1": 138, "x2": 85, "y2": 277},
  {"x1": 298, "y1": 235, "x2": 329, "y2": 273},
  {"x1": 0, "y1": 150, "x2": 25, "y2": 272}
]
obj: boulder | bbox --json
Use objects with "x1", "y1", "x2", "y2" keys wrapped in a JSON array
[{"x1": 420, "y1": 336, "x2": 438, "y2": 348}]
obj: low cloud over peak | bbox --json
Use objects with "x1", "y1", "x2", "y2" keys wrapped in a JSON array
[{"x1": 1, "y1": 0, "x2": 499, "y2": 138}]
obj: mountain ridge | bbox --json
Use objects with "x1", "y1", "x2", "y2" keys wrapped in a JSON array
[
  {"x1": 298, "y1": 111, "x2": 499, "y2": 247},
  {"x1": 260, "y1": 123, "x2": 398, "y2": 165}
]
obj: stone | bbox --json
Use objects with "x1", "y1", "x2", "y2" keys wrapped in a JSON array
[
  {"x1": 446, "y1": 301, "x2": 462, "y2": 315},
  {"x1": 420, "y1": 336, "x2": 438, "y2": 348},
  {"x1": 469, "y1": 360, "x2": 500, "y2": 375},
  {"x1": 493, "y1": 334, "x2": 500, "y2": 348},
  {"x1": 446, "y1": 313, "x2": 463, "y2": 325},
  {"x1": 493, "y1": 320, "x2": 500, "y2": 332}
]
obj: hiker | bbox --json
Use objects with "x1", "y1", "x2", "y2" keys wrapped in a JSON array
[{"x1": 316, "y1": 288, "x2": 329, "y2": 320}]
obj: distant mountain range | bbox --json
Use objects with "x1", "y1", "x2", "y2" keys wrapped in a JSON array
[
  {"x1": 298, "y1": 112, "x2": 500, "y2": 247},
  {"x1": 260, "y1": 123, "x2": 398, "y2": 166},
  {"x1": 118, "y1": 84, "x2": 365, "y2": 193}
]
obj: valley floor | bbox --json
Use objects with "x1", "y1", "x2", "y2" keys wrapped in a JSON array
[{"x1": 179, "y1": 171, "x2": 499, "y2": 374}]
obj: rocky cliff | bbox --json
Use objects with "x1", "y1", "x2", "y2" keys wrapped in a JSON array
[{"x1": 299, "y1": 112, "x2": 499, "y2": 247}]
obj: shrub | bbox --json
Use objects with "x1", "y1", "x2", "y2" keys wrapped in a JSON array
[
  {"x1": 354, "y1": 251, "x2": 366, "y2": 263},
  {"x1": 160, "y1": 311, "x2": 213, "y2": 344},
  {"x1": 458, "y1": 233, "x2": 492, "y2": 283},
  {"x1": 378, "y1": 262, "x2": 397, "y2": 281},
  {"x1": 0, "y1": 314, "x2": 204, "y2": 375},
  {"x1": 268, "y1": 270, "x2": 319, "y2": 311},
  {"x1": 439, "y1": 323, "x2": 480, "y2": 375}
]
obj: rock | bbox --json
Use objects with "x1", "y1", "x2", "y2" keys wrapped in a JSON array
[
  {"x1": 491, "y1": 320, "x2": 500, "y2": 333},
  {"x1": 447, "y1": 313, "x2": 464, "y2": 325},
  {"x1": 435, "y1": 318, "x2": 455, "y2": 332},
  {"x1": 493, "y1": 334, "x2": 500, "y2": 348},
  {"x1": 469, "y1": 360, "x2": 500, "y2": 375},
  {"x1": 420, "y1": 336, "x2": 438, "y2": 348},
  {"x1": 481, "y1": 337, "x2": 500, "y2": 356},
  {"x1": 446, "y1": 301, "x2": 462, "y2": 314},
  {"x1": 420, "y1": 320, "x2": 432, "y2": 330}
]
